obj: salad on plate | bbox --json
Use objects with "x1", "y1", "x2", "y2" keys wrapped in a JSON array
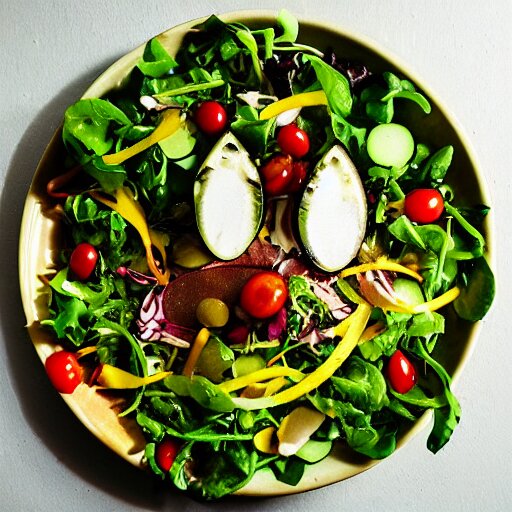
[{"x1": 36, "y1": 11, "x2": 494, "y2": 500}]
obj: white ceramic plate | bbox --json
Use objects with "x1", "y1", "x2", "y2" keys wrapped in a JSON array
[{"x1": 19, "y1": 11, "x2": 493, "y2": 496}]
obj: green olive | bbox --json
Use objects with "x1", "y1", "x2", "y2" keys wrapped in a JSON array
[{"x1": 196, "y1": 298, "x2": 229, "y2": 327}]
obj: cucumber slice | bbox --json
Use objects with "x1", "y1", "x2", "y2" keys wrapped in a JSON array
[
  {"x1": 367, "y1": 123, "x2": 415, "y2": 168},
  {"x1": 298, "y1": 145, "x2": 367, "y2": 272},
  {"x1": 158, "y1": 121, "x2": 196, "y2": 159},
  {"x1": 295, "y1": 439, "x2": 333, "y2": 463},
  {"x1": 194, "y1": 132, "x2": 263, "y2": 261},
  {"x1": 393, "y1": 278, "x2": 424, "y2": 306}
]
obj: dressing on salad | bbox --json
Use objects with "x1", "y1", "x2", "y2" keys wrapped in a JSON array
[{"x1": 40, "y1": 10, "x2": 494, "y2": 500}]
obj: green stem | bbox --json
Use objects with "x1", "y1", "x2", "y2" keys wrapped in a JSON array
[{"x1": 154, "y1": 79, "x2": 225, "y2": 99}]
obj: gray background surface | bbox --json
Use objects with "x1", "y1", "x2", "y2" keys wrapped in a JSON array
[{"x1": 1, "y1": 1, "x2": 511, "y2": 511}]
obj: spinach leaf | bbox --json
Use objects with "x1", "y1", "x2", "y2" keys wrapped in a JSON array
[
  {"x1": 407, "y1": 339, "x2": 461, "y2": 453},
  {"x1": 271, "y1": 457, "x2": 306, "y2": 486},
  {"x1": 230, "y1": 105, "x2": 276, "y2": 156},
  {"x1": 420, "y1": 145, "x2": 453, "y2": 182},
  {"x1": 303, "y1": 54, "x2": 352, "y2": 117},
  {"x1": 187, "y1": 442, "x2": 258, "y2": 500},
  {"x1": 137, "y1": 38, "x2": 177, "y2": 78},
  {"x1": 332, "y1": 356, "x2": 389, "y2": 412},
  {"x1": 195, "y1": 335, "x2": 235, "y2": 383},
  {"x1": 162, "y1": 375, "x2": 235, "y2": 412},
  {"x1": 274, "y1": 9, "x2": 299, "y2": 43},
  {"x1": 360, "y1": 71, "x2": 431, "y2": 124},
  {"x1": 454, "y1": 256, "x2": 495, "y2": 321},
  {"x1": 63, "y1": 98, "x2": 132, "y2": 156}
]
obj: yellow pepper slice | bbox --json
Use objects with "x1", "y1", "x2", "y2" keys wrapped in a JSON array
[
  {"x1": 96, "y1": 364, "x2": 171, "y2": 389},
  {"x1": 259, "y1": 90, "x2": 328, "y2": 120},
  {"x1": 90, "y1": 187, "x2": 170, "y2": 284},
  {"x1": 218, "y1": 366, "x2": 305, "y2": 394},
  {"x1": 182, "y1": 328, "x2": 211, "y2": 377},
  {"x1": 231, "y1": 303, "x2": 372, "y2": 410},
  {"x1": 375, "y1": 286, "x2": 461, "y2": 315},
  {"x1": 412, "y1": 286, "x2": 460, "y2": 313},
  {"x1": 339, "y1": 256, "x2": 424, "y2": 282},
  {"x1": 102, "y1": 109, "x2": 181, "y2": 165},
  {"x1": 253, "y1": 426, "x2": 277, "y2": 454}
]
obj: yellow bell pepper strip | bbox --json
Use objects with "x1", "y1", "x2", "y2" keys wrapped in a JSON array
[
  {"x1": 339, "y1": 256, "x2": 424, "y2": 282},
  {"x1": 259, "y1": 90, "x2": 328, "y2": 120},
  {"x1": 218, "y1": 366, "x2": 305, "y2": 394},
  {"x1": 375, "y1": 286, "x2": 461, "y2": 315},
  {"x1": 90, "y1": 187, "x2": 170, "y2": 285},
  {"x1": 76, "y1": 346, "x2": 97, "y2": 359},
  {"x1": 182, "y1": 328, "x2": 211, "y2": 377},
  {"x1": 96, "y1": 363, "x2": 172, "y2": 389},
  {"x1": 412, "y1": 286, "x2": 460, "y2": 313},
  {"x1": 253, "y1": 426, "x2": 278, "y2": 454},
  {"x1": 331, "y1": 313, "x2": 354, "y2": 339},
  {"x1": 102, "y1": 108, "x2": 181, "y2": 165},
  {"x1": 358, "y1": 322, "x2": 387, "y2": 344},
  {"x1": 240, "y1": 376, "x2": 289, "y2": 398},
  {"x1": 231, "y1": 302, "x2": 372, "y2": 410}
]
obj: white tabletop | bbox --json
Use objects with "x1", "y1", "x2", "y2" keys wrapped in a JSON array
[{"x1": 1, "y1": 1, "x2": 510, "y2": 511}]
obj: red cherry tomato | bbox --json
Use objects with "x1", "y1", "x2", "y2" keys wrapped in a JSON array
[
  {"x1": 387, "y1": 350, "x2": 417, "y2": 394},
  {"x1": 69, "y1": 243, "x2": 98, "y2": 281},
  {"x1": 289, "y1": 161, "x2": 308, "y2": 193},
  {"x1": 240, "y1": 271, "x2": 288, "y2": 319},
  {"x1": 45, "y1": 351, "x2": 83, "y2": 394},
  {"x1": 404, "y1": 188, "x2": 444, "y2": 224},
  {"x1": 194, "y1": 101, "x2": 228, "y2": 136},
  {"x1": 155, "y1": 437, "x2": 180, "y2": 472},
  {"x1": 260, "y1": 154, "x2": 294, "y2": 196},
  {"x1": 277, "y1": 124, "x2": 310, "y2": 158}
]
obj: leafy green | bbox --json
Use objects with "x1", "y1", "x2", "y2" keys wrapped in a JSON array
[
  {"x1": 63, "y1": 98, "x2": 132, "y2": 156},
  {"x1": 161, "y1": 375, "x2": 235, "y2": 412},
  {"x1": 230, "y1": 105, "x2": 276, "y2": 156},
  {"x1": 288, "y1": 275, "x2": 331, "y2": 326},
  {"x1": 303, "y1": 54, "x2": 352, "y2": 117},
  {"x1": 274, "y1": 9, "x2": 299, "y2": 43},
  {"x1": 407, "y1": 339, "x2": 461, "y2": 453},
  {"x1": 361, "y1": 71, "x2": 431, "y2": 124},
  {"x1": 332, "y1": 356, "x2": 388, "y2": 412},
  {"x1": 137, "y1": 38, "x2": 177, "y2": 78},
  {"x1": 454, "y1": 256, "x2": 495, "y2": 320},
  {"x1": 195, "y1": 336, "x2": 235, "y2": 383}
]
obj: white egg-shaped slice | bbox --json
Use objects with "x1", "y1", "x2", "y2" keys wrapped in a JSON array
[{"x1": 298, "y1": 145, "x2": 367, "y2": 272}]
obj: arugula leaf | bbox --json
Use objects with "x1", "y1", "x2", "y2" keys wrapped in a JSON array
[{"x1": 43, "y1": 294, "x2": 88, "y2": 346}]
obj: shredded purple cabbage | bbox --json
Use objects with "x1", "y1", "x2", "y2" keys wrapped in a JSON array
[
  {"x1": 324, "y1": 49, "x2": 372, "y2": 90},
  {"x1": 137, "y1": 288, "x2": 194, "y2": 348},
  {"x1": 267, "y1": 307, "x2": 287, "y2": 340}
]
